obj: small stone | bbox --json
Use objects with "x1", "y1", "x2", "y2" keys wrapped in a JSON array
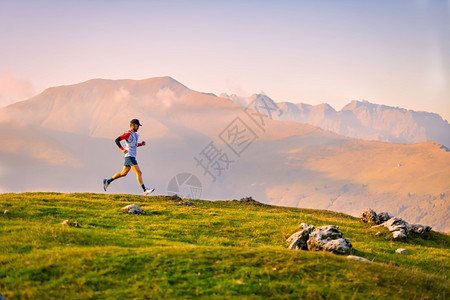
[
  {"x1": 167, "y1": 194, "x2": 182, "y2": 201},
  {"x1": 184, "y1": 201, "x2": 194, "y2": 206},
  {"x1": 121, "y1": 204, "x2": 146, "y2": 215},
  {"x1": 3, "y1": 209, "x2": 9, "y2": 214},
  {"x1": 61, "y1": 219, "x2": 70, "y2": 226},
  {"x1": 73, "y1": 221, "x2": 80, "y2": 228},
  {"x1": 395, "y1": 248, "x2": 411, "y2": 255},
  {"x1": 375, "y1": 232, "x2": 382, "y2": 236},
  {"x1": 347, "y1": 255, "x2": 371, "y2": 262}
]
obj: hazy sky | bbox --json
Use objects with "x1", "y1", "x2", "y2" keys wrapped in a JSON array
[{"x1": 1, "y1": 0, "x2": 449, "y2": 120}]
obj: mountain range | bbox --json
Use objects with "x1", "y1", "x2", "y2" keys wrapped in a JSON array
[
  {"x1": 0, "y1": 77, "x2": 448, "y2": 232},
  {"x1": 221, "y1": 93, "x2": 450, "y2": 148}
]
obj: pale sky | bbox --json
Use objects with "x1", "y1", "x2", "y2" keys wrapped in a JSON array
[{"x1": 1, "y1": 0, "x2": 449, "y2": 120}]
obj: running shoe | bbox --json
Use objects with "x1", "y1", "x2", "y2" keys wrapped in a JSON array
[{"x1": 143, "y1": 188, "x2": 155, "y2": 195}]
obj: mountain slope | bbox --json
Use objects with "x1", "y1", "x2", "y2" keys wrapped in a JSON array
[
  {"x1": 0, "y1": 193, "x2": 448, "y2": 298},
  {"x1": 0, "y1": 77, "x2": 449, "y2": 232}
]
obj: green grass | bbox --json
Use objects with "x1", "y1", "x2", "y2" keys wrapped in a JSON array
[{"x1": 0, "y1": 192, "x2": 448, "y2": 299}]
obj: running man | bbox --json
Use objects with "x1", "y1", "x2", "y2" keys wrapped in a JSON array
[{"x1": 103, "y1": 119, "x2": 155, "y2": 195}]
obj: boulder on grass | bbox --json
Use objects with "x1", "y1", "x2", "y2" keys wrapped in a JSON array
[
  {"x1": 306, "y1": 225, "x2": 352, "y2": 255},
  {"x1": 121, "y1": 204, "x2": 146, "y2": 215}
]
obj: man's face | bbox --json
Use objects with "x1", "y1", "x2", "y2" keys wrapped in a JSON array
[{"x1": 131, "y1": 123, "x2": 139, "y2": 132}]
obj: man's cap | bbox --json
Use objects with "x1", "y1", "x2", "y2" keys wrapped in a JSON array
[{"x1": 130, "y1": 119, "x2": 142, "y2": 126}]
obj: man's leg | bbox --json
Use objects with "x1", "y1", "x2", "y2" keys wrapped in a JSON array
[
  {"x1": 131, "y1": 164, "x2": 144, "y2": 186},
  {"x1": 104, "y1": 166, "x2": 130, "y2": 189},
  {"x1": 131, "y1": 164, "x2": 154, "y2": 194},
  {"x1": 112, "y1": 166, "x2": 131, "y2": 180}
]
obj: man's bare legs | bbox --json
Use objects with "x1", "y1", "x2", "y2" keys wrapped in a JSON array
[
  {"x1": 104, "y1": 164, "x2": 153, "y2": 194},
  {"x1": 131, "y1": 164, "x2": 143, "y2": 185},
  {"x1": 112, "y1": 166, "x2": 131, "y2": 180}
]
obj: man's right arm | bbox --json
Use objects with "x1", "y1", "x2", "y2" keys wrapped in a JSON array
[{"x1": 115, "y1": 132, "x2": 130, "y2": 152}]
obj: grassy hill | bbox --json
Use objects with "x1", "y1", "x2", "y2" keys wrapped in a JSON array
[{"x1": 0, "y1": 193, "x2": 448, "y2": 299}]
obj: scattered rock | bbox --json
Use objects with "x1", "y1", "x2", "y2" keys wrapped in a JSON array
[
  {"x1": 408, "y1": 224, "x2": 432, "y2": 234},
  {"x1": 176, "y1": 201, "x2": 194, "y2": 206},
  {"x1": 239, "y1": 196, "x2": 258, "y2": 203},
  {"x1": 395, "y1": 248, "x2": 411, "y2": 255},
  {"x1": 121, "y1": 204, "x2": 146, "y2": 215},
  {"x1": 359, "y1": 209, "x2": 431, "y2": 240},
  {"x1": 61, "y1": 219, "x2": 80, "y2": 227},
  {"x1": 359, "y1": 208, "x2": 379, "y2": 224},
  {"x1": 347, "y1": 255, "x2": 371, "y2": 262},
  {"x1": 383, "y1": 217, "x2": 409, "y2": 239},
  {"x1": 287, "y1": 229, "x2": 310, "y2": 250},
  {"x1": 300, "y1": 223, "x2": 315, "y2": 232},
  {"x1": 377, "y1": 212, "x2": 393, "y2": 223},
  {"x1": 166, "y1": 194, "x2": 182, "y2": 201},
  {"x1": 288, "y1": 224, "x2": 352, "y2": 255},
  {"x1": 322, "y1": 238, "x2": 353, "y2": 255},
  {"x1": 235, "y1": 279, "x2": 244, "y2": 285},
  {"x1": 392, "y1": 230, "x2": 408, "y2": 239},
  {"x1": 3, "y1": 209, "x2": 9, "y2": 214},
  {"x1": 306, "y1": 225, "x2": 352, "y2": 255}
]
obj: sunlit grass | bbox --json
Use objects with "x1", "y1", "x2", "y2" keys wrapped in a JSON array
[{"x1": 0, "y1": 192, "x2": 448, "y2": 299}]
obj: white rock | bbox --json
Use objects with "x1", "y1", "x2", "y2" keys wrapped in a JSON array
[
  {"x1": 347, "y1": 255, "x2": 371, "y2": 262},
  {"x1": 395, "y1": 248, "x2": 411, "y2": 254},
  {"x1": 3, "y1": 210, "x2": 9, "y2": 214},
  {"x1": 121, "y1": 204, "x2": 146, "y2": 215},
  {"x1": 300, "y1": 223, "x2": 315, "y2": 231},
  {"x1": 287, "y1": 229, "x2": 310, "y2": 250},
  {"x1": 306, "y1": 226, "x2": 352, "y2": 255},
  {"x1": 392, "y1": 230, "x2": 408, "y2": 239},
  {"x1": 322, "y1": 238, "x2": 352, "y2": 255}
]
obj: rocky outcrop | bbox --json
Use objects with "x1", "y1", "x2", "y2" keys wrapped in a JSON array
[
  {"x1": 359, "y1": 208, "x2": 431, "y2": 239},
  {"x1": 359, "y1": 208, "x2": 379, "y2": 224},
  {"x1": 383, "y1": 217, "x2": 409, "y2": 239},
  {"x1": 287, "y1": 223, "x2": 314, "y2": 250},
  {"x1": 408, "y1": 223, "x2": 432, "y2": 234},
  {"x1": 287, "y1": 224, "x2": 352, "y2": 255},
  {"x1": 307, "y1": 225, "x2": 352, "y2": 255}
]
